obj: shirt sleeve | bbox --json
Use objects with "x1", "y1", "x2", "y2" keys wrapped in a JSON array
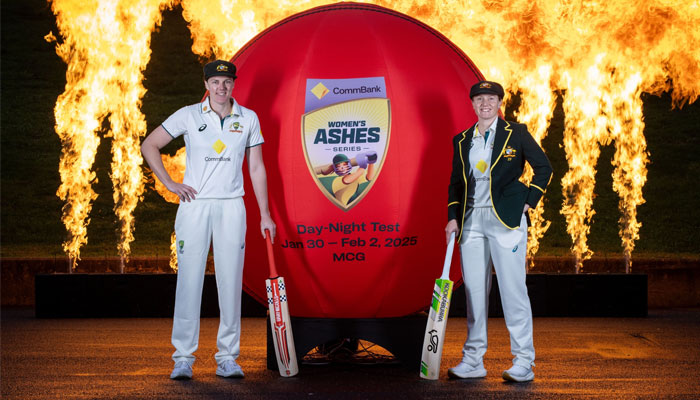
[
  {"x1": 246, "y1": 110, "x2": 264, "y2": 148},
  {"x1": 161, "y1": 106, "x2": 190, "y2": 139}
]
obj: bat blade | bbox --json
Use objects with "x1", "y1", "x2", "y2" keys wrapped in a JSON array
[
  {"x1": 419, "y1": 232, "x2": 456, "y2": 380},
  {"x1": 266, "y1": 276, "x2": 299, "y2": 377},
  {"x1": 420, "y1": 277, "x2": 454, "y2": 379}
]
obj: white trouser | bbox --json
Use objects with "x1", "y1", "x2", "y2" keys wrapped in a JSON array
[
  {"x1": 458, "y1": 207, "x2": 534, "y2": 368},
  {"x1": 171, "y1": 198, "x2": 246, "y2": 365}
]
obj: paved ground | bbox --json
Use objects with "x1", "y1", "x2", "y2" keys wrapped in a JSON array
[{"x1": 2, "y1": 307, "x2": 700, "y2": 399}]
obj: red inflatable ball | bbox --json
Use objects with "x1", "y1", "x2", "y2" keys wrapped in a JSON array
[{"x1": 235, "y1": 2, "x2": 483, "y2": 317}]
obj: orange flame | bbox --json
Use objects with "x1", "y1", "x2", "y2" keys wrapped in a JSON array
[
  {"x1": 151, "y1": 148, "x2": 185, "y2": 272},
  {"x1": 606, "y1": 69, "x2": 647, "y2": 273},
  {"x1": 169, "y1": 231, "x2": 178, "y2": 272},
  {"x1": 180, "y1": 0, "x2": 332, "y2": 59},
  {"x1": 48, "y1": 0, "x2": 174, "y2": 270},
  {"x1": 560, "y1": 56, "x2": 610, "y2": 272},
  {"x1": 513, "y1": 66, "x2": 556, "y2": 268},
  {"x1": 152, "y1": 148, "x2": 186, "y2": 204}
]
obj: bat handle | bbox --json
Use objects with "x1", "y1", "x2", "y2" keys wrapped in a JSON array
[
  {"x1": 265, "y1": 229, "x2": 279, "y2": 278},
  {"x1": 440, "y1": 232, "x2": 456, "y2": 279}
]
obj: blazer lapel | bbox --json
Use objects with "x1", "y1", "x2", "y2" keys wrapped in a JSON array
[
  {"x1": 491, "y1": 118, "x2": 511, "y2": 166},
  {"x1": 460, "y1": 125, "x2": 476, "y2": 172}
]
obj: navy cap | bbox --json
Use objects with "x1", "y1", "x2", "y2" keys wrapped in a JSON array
[
  {"x1": 470, "y1": 80, "x2": 504, "y2": 99},
  {"x1": 204, "y1": 60, "x2": 237, "y2": 81}
]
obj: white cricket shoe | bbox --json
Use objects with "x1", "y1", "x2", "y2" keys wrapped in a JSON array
[
  {"x1": 216, "y1": 360, "x2": 244, "y2": 378},
  {"x1": 170, "y1": 361, "x2": 193, "y2": 380},
  {"x1": 447, "y1": 362, "x2": 487, "y2": 379},
  {"x1": 502, "y1": 364, "x2": 534, "y2": 382}
]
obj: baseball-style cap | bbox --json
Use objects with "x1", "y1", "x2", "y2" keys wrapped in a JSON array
[
  {"x1": 204, "y1": 60, "x2": 237, "y2": 81},
  {"x1": 469, "y1": 80, "x2": 504, "y2": 99}
]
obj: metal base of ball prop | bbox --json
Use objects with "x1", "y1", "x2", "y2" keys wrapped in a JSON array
[{"x1": 266, "y1": 315, "x2": 426, "y2": 370}]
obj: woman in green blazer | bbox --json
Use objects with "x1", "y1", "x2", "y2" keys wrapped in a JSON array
[{"x1": 445, "y1": 81, "x2": 552, "y2": 382}]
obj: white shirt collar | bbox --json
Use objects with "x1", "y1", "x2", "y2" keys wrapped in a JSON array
[
  {"x1": 200, "y1": 96, "x2": 242, "y2": 117},
  {"x1": 473, "y1": 118, "x2": 498, "y2": 138}
]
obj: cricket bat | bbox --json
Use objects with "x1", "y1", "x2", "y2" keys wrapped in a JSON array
[
  {"x1": 264, "y1": 230, "x2": 299, "y2": 377},
  {"x1": 419, "y1": 232, "x2": 456, "y2": 380}
]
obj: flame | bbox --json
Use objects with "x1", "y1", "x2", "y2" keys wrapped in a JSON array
[
  {"x1": 559, "y1": 56, "x2": 610, "y2": 272},
  {"x1": 179, "y1": 0, "x2": 332, "y2": 59},
  {"x1": 151, "y1": 148, "x2": 185, "y2": 272},
  {"x1": 513, "y1": 66, "x2": 556, "y2": 268},
  {"x1": 152, "y1": 148, "x2": 187, "y2": 204},
  {"x1": 52, "y1": 0, "x2": 700, "y2": 272},
  {"x1": 170, "y1": 231, "x2": 178, "y2": 272},
  {"x1": 606, "y1": 69, "x2": 647, "y2": 273},
  {"x1": 48, "y1": 0, "x2": 174, "y2": 270}
]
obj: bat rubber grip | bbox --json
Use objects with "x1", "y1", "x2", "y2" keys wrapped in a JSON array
[
  {"x1": 441, "y1": 232, "x2": 456, "y2": 279},
  {"x1": 265, "y1": 229, "x2": 279, "y2": 278}
]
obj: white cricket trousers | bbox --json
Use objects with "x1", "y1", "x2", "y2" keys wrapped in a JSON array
[
  {"x1": 171, "y1": 197, "x2": 246, "y2": 365},
  {"x1": 458, "y1": 207, "x2": 534, "y2": 369}
]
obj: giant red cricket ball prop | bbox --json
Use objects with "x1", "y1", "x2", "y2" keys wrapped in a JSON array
[{"x1": 236, "y1": 3, "x2": 483, "y2": 317}]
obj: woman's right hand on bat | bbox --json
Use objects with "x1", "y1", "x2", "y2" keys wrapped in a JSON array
[{"x1": 445, "y1": 219, "x2": 458, "y2": 244}]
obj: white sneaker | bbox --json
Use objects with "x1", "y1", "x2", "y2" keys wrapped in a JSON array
[
  {"x1": 502, "y1": 364, "x2": 534, "y2": 382},
  {"x1": 170, "y1": 361, "x2": 192, "y2": 380},
  {"x1": 447, "y1": 362, "x2": 487, "y2": 379},
  {"x1": 216, "y1": 360, "x2": 244, "y2": 378}
]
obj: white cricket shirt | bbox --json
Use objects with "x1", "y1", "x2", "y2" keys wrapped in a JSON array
[
  {"x1": 162, "y1": 96, "x2": 264, "y2": 199},
  {"x1": 467, "y1": 119, "x2": 498, "y2": 208}
]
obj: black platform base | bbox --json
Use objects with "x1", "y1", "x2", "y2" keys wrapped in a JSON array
[
  {"x1": 266, "y1": 315, "x2": 425, "y2": 370},
  {"x1": 34, "y1": 273, "x2": 647, "y2": 318},
  {"x1": 34, "y1": 273, "x2": 266, "y2": 318},
  {"x1": 449, "y1": 273, "x2": 648, "y2": 318}
]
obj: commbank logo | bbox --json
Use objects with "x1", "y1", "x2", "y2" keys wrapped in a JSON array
[
  {"x1": 311, "y1": 82, "x2": 329, "y2": 100},
  {"x1": 212, "y1": 139, "x2": 226, "y2": 154}
]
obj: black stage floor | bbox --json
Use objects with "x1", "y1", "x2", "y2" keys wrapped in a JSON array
[{"x1": 2, "y1": 307, "x2": 700, "y2": 399}]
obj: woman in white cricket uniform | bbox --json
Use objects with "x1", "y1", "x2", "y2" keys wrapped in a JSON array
[{"x1": 141, "y1": 60, "x2": 276, "y2": 380}]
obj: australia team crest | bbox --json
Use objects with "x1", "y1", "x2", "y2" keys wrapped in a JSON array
[{"x1": 302, "y1": 77, "x2": 390, "y2": 211}]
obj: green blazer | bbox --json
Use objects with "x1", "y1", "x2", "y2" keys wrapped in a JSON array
[{"x1": 447, "y1": 118, "x2": 553, "y2": 242}]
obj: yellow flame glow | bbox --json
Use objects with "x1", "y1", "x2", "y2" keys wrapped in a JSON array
[
  {"x1": 169, "y1": 231, "x2": 178, "y2": 272},
  {"x1": 560, "y1": 56, "x2": 610, "y2": 272},
  {"x1": 48, "y1": 0, "x2": 174, "y2": 270},
  {"x1": 151, "y1": 148, "x2": 185, "y2": 272},
  {"x1": 152, "y1": 148, "x2": 186, "y2": 204},
  {"x1": 513, "y1": 66, "x2": 556, "y2": 268},
  {"x1": 606, "y1": 69, "x2": 647, "y2": 273},
  {"x1": 180, "y1": 0, "x2": 332, "y2": 59}
]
